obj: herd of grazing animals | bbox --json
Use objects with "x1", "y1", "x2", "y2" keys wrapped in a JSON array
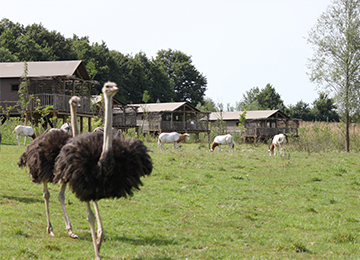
[{"x1": 9, "y1": 81, "x2": 286, "y2": 259}]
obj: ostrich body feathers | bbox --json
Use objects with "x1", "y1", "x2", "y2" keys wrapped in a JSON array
[
  {"x1": 18, "y1": 130, "x2": 72, "y2": 183},
  {"x1": 54, "y1": 131, "x2": 152, "y2": 202}
]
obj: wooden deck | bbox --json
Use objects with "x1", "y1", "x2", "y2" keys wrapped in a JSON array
[
  {"x1": 0, "y1": 94, "x2": 92, "y2": 116},
  {"x1": 243, "y1": 127, "x2": 298, "y2": 142}
]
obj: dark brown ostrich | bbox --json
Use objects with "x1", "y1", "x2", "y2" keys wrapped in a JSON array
[
  {"x1": 17, "y1": 96, "x2": 81, "y2": 238},
  {"x1": 54, "y1": 82, "x2": 152, "y2": 260}
]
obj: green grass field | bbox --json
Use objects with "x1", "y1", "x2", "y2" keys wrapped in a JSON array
[{"x1": 1, "y1": 140, "x2": 360, "y2": 259}]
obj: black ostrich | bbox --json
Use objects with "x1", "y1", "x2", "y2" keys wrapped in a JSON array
[
  {"x1": 54, "y1": 82, "x2": 152, "y2": 260},
  {"x1": 17, "y1": 96, "x2": 81, "y2": 238}
]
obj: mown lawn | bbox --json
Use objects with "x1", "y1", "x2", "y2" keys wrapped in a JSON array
[{"x1": 1, "y1": 141, "x2": 360, "y2": 259}]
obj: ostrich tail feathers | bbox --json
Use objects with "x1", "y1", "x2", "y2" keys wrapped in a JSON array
[{"x1": 18, "y1": 130, "x2": 72, "y2": 183}]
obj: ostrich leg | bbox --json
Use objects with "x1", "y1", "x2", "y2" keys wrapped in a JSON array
[
  {"x1": 58, "y1": 183, "x2": 79, "y2": 238},
  {"x1": 43, "y1": 183, "x2": 54, "y2": 236},
  {"x1": 86, "y1": 202, "x2": 101, "y2": 260},
  {"x1": 93, "y1": 201, "x2": 104, "y2": 250}
]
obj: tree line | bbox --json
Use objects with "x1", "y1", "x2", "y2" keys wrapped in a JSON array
[
  {"x1": 198, "y1": 84, "x2": 340, "y2": 122},
  {"x1": 0, "y1": 18, "x2": 207, "y2": 105}
]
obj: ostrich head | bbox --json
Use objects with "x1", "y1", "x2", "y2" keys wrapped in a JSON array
[
  {"x1": 69, "y1": 96, "x2": 81, "y2": 108},
  {"x1": 102, "y1": 81, "x2": 118, "y2": 98}
]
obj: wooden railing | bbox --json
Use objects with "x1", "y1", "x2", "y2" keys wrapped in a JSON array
[
  {"x1": 29, "y1": 94, "x2": 92, "y2": 113},
  {"x1": 113, "y1": 115, "x2": 137, "y2": 127},
  {"x1": 0, "y1": 94, "x2": 92, "y2": 115},
  {"x1": 158, "y1": 121, "x2": 208, "y2": 132}
]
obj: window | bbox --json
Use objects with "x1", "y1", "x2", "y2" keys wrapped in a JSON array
[{"x1": 11, "y1": 84, "x2": 19, "y2": 92}]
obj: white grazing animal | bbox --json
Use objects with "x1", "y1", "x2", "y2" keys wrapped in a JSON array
[
  {"x1": 12, "y1": 125, "x2": 36, "y2": 146},
  {"x1": 210, "y1": 134, "x2": 235, "y2": 152},
  {"x1": 47, "y1": 123, "x2": 72, "y2": 134},
  {"x1": 269, "y1": 133, "x2": 286, "y2": 156},
  {"x1": 158, "y1": 132, "x2": 190, "y2": 152},
  {"x1": 60, "y1": 123, "x2": 72, "y2": 133}
]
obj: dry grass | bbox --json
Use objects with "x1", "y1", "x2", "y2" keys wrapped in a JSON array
[{"x1": 289, "y1": 121, "x2": 360, "y2": 153}]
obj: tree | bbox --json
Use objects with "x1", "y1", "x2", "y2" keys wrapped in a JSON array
[
  {"x1": 196, "y1": 96, "x2": 217, "y2": 112},
  {"x1": 155, "y1": 49, "x2": 207, "y2": 105},
  {"x1": 134, "y1": 52, "x2": 173, "y2": 103},
  {"x1": 311, "y1": 92, "x2": 340, "y2": 121},
  {"x1": 235, "y1": 86, "x2": 260, "y2": 110},
  {"x1": 0, "y1": 46, "x2": 18, "y2": 62},
  {"x1": 256, "y1": 84, "x2": 285, "y2": 110},
  {"x1": 307, "y1": 0, "x2": 360, "y2": 152},
  {"x1": 287, "y1": 100, "x2": 313, "y2": 121}
]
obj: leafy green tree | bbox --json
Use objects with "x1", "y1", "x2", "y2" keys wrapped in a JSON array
[
  {"x1": 196, "y1": 96, "x2": 217, "y2": 112},
  {"x1": 134, "y1": 52, "x2": 172, "y2": 103},
  {"x1": 307, "y1": 0, "x2": 360, "y2": 151},
  {"x1": 24, "y1": 23, "x2": 75, "y2": 60},
  {"x1": 311, "y1": 92, "x2": 340, "y2": 122},
  {"x1": 287, "y1": 100, "x2": 313, "y2": 121},
  {"x1": 155, "y1": 49, "x2": 207, "y2": 105},
  {"x1": 0, "y1": 29, "x2": 18, "y2": 55},
  {"x1": 235, "y1": 86, "x2": 260, "y2": 110},
  {"x1": 256, "y1": 83, "x2": 285, "y2": 110},
  {"x1": 108, "y1": 51, "x2": 147, "y2": 103},
  {"x1": 15, "y1": 35, "x2": 46, "y2": 61},
  {"x1": 0, "y1": 47, "x2": 18, "y2": 62}
]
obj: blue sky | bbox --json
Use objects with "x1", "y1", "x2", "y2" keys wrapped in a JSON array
[{"x1": 2, "y1": 0, "x2": 332, "y2": 107}]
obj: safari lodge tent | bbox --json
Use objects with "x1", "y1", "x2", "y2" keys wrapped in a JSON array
[
  {"x1": 0, "y1": 60, "x2": 96, "y2": 131},
  {"x1": 209, "y1": 110, "x2": 300, "y2": 142},
  {"x1": 133, "y1": 102, "x2": 210, "y2": 140}
]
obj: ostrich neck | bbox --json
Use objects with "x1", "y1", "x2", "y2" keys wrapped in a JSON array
[
  {"x1": 70, "y1": 104, "x2": 79, "y2": 137},
  {"x1": 102, "y1": 94, "x2": 113, "y2": 153}
]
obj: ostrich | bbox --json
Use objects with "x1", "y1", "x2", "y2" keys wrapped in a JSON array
[
  {"x1": 93, "y1": 126, "x2": 124, "y2": 140},
  {"x1": 17, "y1": 96, "x2": 81, "y2": 238},
  {"x1": 54, "y1": 82, "x2": 152, "y2": 260}
]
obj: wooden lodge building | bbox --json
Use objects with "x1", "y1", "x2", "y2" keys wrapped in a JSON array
[
  {"x1": 0, "y1": 60, "x2": 137, "y2": 132},
  {"x1": 0, "y1": 60, "x2": 96, "y2": 131},
  {"x1": 209, "y1": 110, "x2": 300, "y2": 142},
  {"x1": 132, "y1": 102, "x2": 210, "y2": 140}
]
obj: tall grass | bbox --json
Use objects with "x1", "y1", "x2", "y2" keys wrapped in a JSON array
[{"x1": 291, "y1": 121, "x2": 360, "y2": 153}]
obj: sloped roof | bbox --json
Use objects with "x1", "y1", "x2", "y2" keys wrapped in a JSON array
[
  {"x1": 0, "y1": 60, "x2": 90, "y2": 79},
  {"x1": 209, "y1": 110, "x2": 289, "y2": 121},
  {"x1": 132, "y1": 102, "x2": 200, "y2": 113}
]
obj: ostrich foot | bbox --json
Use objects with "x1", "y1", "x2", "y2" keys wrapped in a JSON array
[
  {"x1": 67, "y1": 229, "x2": 79, "y2": 239},
  {"x1": 47, "y1": 226, "x2": 55, "y2": 237}
]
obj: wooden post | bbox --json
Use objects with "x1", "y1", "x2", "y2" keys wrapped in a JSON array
[
  {"x1": 80, "y1": 116, "x2": 83, "y2": 133},
  {"x1": 208, "y1": 131, "x2": 211, "y2": 150},
  {"x1": 171, "y1": 113, "x2": 173, "y2": 129},
  {"x1": 88, "y1": 116, "x2": 92, "y2": 132},
  {"x1": 72, "y1": 80, "x2": 75, "y2": 95}
]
